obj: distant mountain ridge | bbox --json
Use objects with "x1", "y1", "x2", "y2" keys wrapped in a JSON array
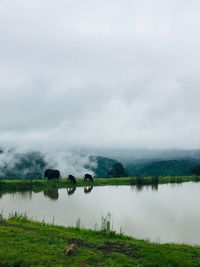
[
  {"x1": 77, "y1": 148, "x2": 200, "y2": 176},
  {"x1": 0, "y1": 148, "x2": 199, "y2": 179},
  {"x1": 89, "y1": 148, "x2": 200, "y2": 163}
]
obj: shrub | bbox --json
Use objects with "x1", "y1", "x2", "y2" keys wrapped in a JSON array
[{"x1": 191, "y1": 163, "x2": 200, "y2": 176}]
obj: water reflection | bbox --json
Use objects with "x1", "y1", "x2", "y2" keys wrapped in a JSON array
[
  {"x1": 170, "y1": 182, "x2": 182, "y2": 188},
  {"x1": 0, "y1": 183, "x2": 186, "y2": 200},
  {"x1": 0, "y1": 191, "x2": 33, "y2": 200},
  {"x1": 131, "y1": 184, "x2": 158, "y2": 192},
  {"x1": 151, "y1": 183, "x2": 158, "y2": 191},
  {"x1": 84, "y1": 186, "x2": 93, "y2": 194},
  {"x1": 0, "y1": 185, "x2": 95, "y2": 200},
  {"x1": 67, "y1": 187, "x2": 76, "y2": 195},
  {"x1": 1, "y1": 182, "x2": 200, "y2": 244},
  {"x1": 16, "y1": 191, "x2": 33, "y2": 199},
  {"x1": 66, "y1": 186, "x2": 94, "y2": 195},
  {"x1": 43, "y1": 189, "x2": 59, "y2": 200}
]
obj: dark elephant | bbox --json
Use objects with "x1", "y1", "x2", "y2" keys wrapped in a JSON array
[
  {"x1": 44, "y1": 169, "x2": 60, "y2": 180},
  {"x1": 68, "y1": 175, "x2": 76, "y2": 184},
  {"x1": 84, "y1": 173, "x2": 93, "y2": 182}
]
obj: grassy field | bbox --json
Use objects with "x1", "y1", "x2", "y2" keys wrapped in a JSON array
[
  {"x1": 0, "y1": 176, "x2": 200, "y2": 192},
  {"x1": 0, "y1": 214, "x2": 200, "y2": 267}
]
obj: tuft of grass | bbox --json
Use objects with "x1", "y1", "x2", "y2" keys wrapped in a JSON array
[
  {"x1": 0, "y1": 210, "x2": 4, "y2": 223},
  {"x1": 8, "y1": 211, "x2": 29, "y2": 222},
  {"x1": 100, "y1": 212, "x2": 115, "y2": 236},
  {"x1": 75, "y1": 218, "x2": 81, "y2": 229}
]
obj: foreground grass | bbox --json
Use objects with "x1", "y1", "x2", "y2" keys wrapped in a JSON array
[
  {"x1": 0, "y1": 215, "x2": 200, "y2": 267},
  {"x1": 0, "y1": 176, "x2": 200, "y2": 192}
]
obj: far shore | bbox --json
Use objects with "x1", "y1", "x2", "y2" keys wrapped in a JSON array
[{"x1": 0, "y1": 175, "x2": 200, "y2": 191}]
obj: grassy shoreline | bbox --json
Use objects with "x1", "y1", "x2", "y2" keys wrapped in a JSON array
[
  {"x1": 0, "y1": 215, "x2": 200, "y2": 267},
  {"x1": 0, "y1": 176, "x2": 200, "y2": 192}
]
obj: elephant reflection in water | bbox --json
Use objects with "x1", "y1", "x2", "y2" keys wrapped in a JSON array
[
  {"x1": 67, "y1": 186, "x2": 76, "y2": 195},
  {"x1": 84, "y1": 186, "x2": 93, "y2": 194},
  {"x1": 43, "y1": 189, "x2": 59, "y2": 200}
]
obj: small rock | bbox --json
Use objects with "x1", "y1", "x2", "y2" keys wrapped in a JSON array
[{"x1": 64, "y1": 243, "x2": 78, "y2": 255}]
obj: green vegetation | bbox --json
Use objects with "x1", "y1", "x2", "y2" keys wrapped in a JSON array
[
  {"x1": 0, "y1": 214, "x2": 200, "y2": 267},
  {"x1": 126, "y1": 159, "x2": 199, "y2": 177},
  {"x1": 191, "y1": 163, "x2": 200, "y2": 176},
  {"x1": 107, "y1": 162, "x2": 128, "y2": 177},
  {"x1": 0, "y1": 176, "x2": 200, "y2": 192},
  {"x1": 2, "y1": 148, "x2": 200, "y2": 180}
]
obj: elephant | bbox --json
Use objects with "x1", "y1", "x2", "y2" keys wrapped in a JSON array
[
  {"x1": 84, "y1": 173, "x2": 93, "y2": 182},
  {"x1": 44, "y1": 169, "x2": 60, "y2": 180},
  {"x1": 68, "y1": 175, "x2": 76, "y2": 184}
]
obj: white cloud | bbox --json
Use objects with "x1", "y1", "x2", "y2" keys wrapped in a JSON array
[{"x1": 0, "y1": 0, "x2": 200, "y2": 150}]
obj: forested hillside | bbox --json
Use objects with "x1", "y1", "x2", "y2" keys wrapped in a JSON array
[
  {"x1": 0, "y1": 148, "x2": 200, "y2": 179},
  {"x1": 125, "y1": 159, "x2": 199, "y2": 176}
]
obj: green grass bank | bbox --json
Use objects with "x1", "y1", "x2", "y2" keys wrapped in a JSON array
[
  {"x1": 0, "y1": 176, "x2": 200, "y2": 192},
  {"x1": 0, "y1": 215, "x2": 200, "y2": 267}
]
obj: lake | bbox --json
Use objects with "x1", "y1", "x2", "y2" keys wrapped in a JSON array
[{"x1": 0, "y1": 182, "x2": 200, "y2": 245}]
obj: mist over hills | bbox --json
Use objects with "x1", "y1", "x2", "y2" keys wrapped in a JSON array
[
  {"x1": 73, "y1": 148, "x2": 200, "y2": 177},
  {"x1": 0, "y1": 147, "x2": 199, "y2": 179},
  {"x1": 86, "y1": 148, "x2": 200, "y2": 163},
  {"x1": 0, "y1": 148, "x2": 122, "y2": 180}
]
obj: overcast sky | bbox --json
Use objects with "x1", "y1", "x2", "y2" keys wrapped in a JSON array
[{"x1": 0, "y1": 0, "x2": 200, "y2": 150}]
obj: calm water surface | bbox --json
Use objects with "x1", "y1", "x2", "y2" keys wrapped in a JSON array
[{"x1": 0, "y1": 182, "x2": 200, "y2": 245}]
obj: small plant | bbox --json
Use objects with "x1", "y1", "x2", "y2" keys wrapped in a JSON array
[
  {"x1": 193, "y1": 175, "x2": 200, "y2": 182},
  {"x1": 119, "y1": 226, "x2": 124, "y2": 236},
  {"x1": 100, "y1": 212, "x2": 115, "y2": 236},
  {"x1": 151, "y1": 176, "x2": 159, "y2": 184},
  {"x1": 8, "y1": 212, "x2": 29, "y2": 222},
  {"x1": 129, "y1": 177, "x2": 136, "y2": 185},
  {"x1": 176, "y1": 176, "x2": 183, "y2": 183},
  {"x1": 0, "y1": 210, "x2": 4, "y2": 222},
  {"x1": 93, "y1": 223, "x2": 98, "y2": 231},
  {"x1": 135, "y1": 176, "x2": 145, "y2": 185},
  {"x1": 75, "y1": 218, "x2": 81, "y2": 229},
  {"x1": 170, "y1": 176, "x2": 175, "y2": 183}
]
